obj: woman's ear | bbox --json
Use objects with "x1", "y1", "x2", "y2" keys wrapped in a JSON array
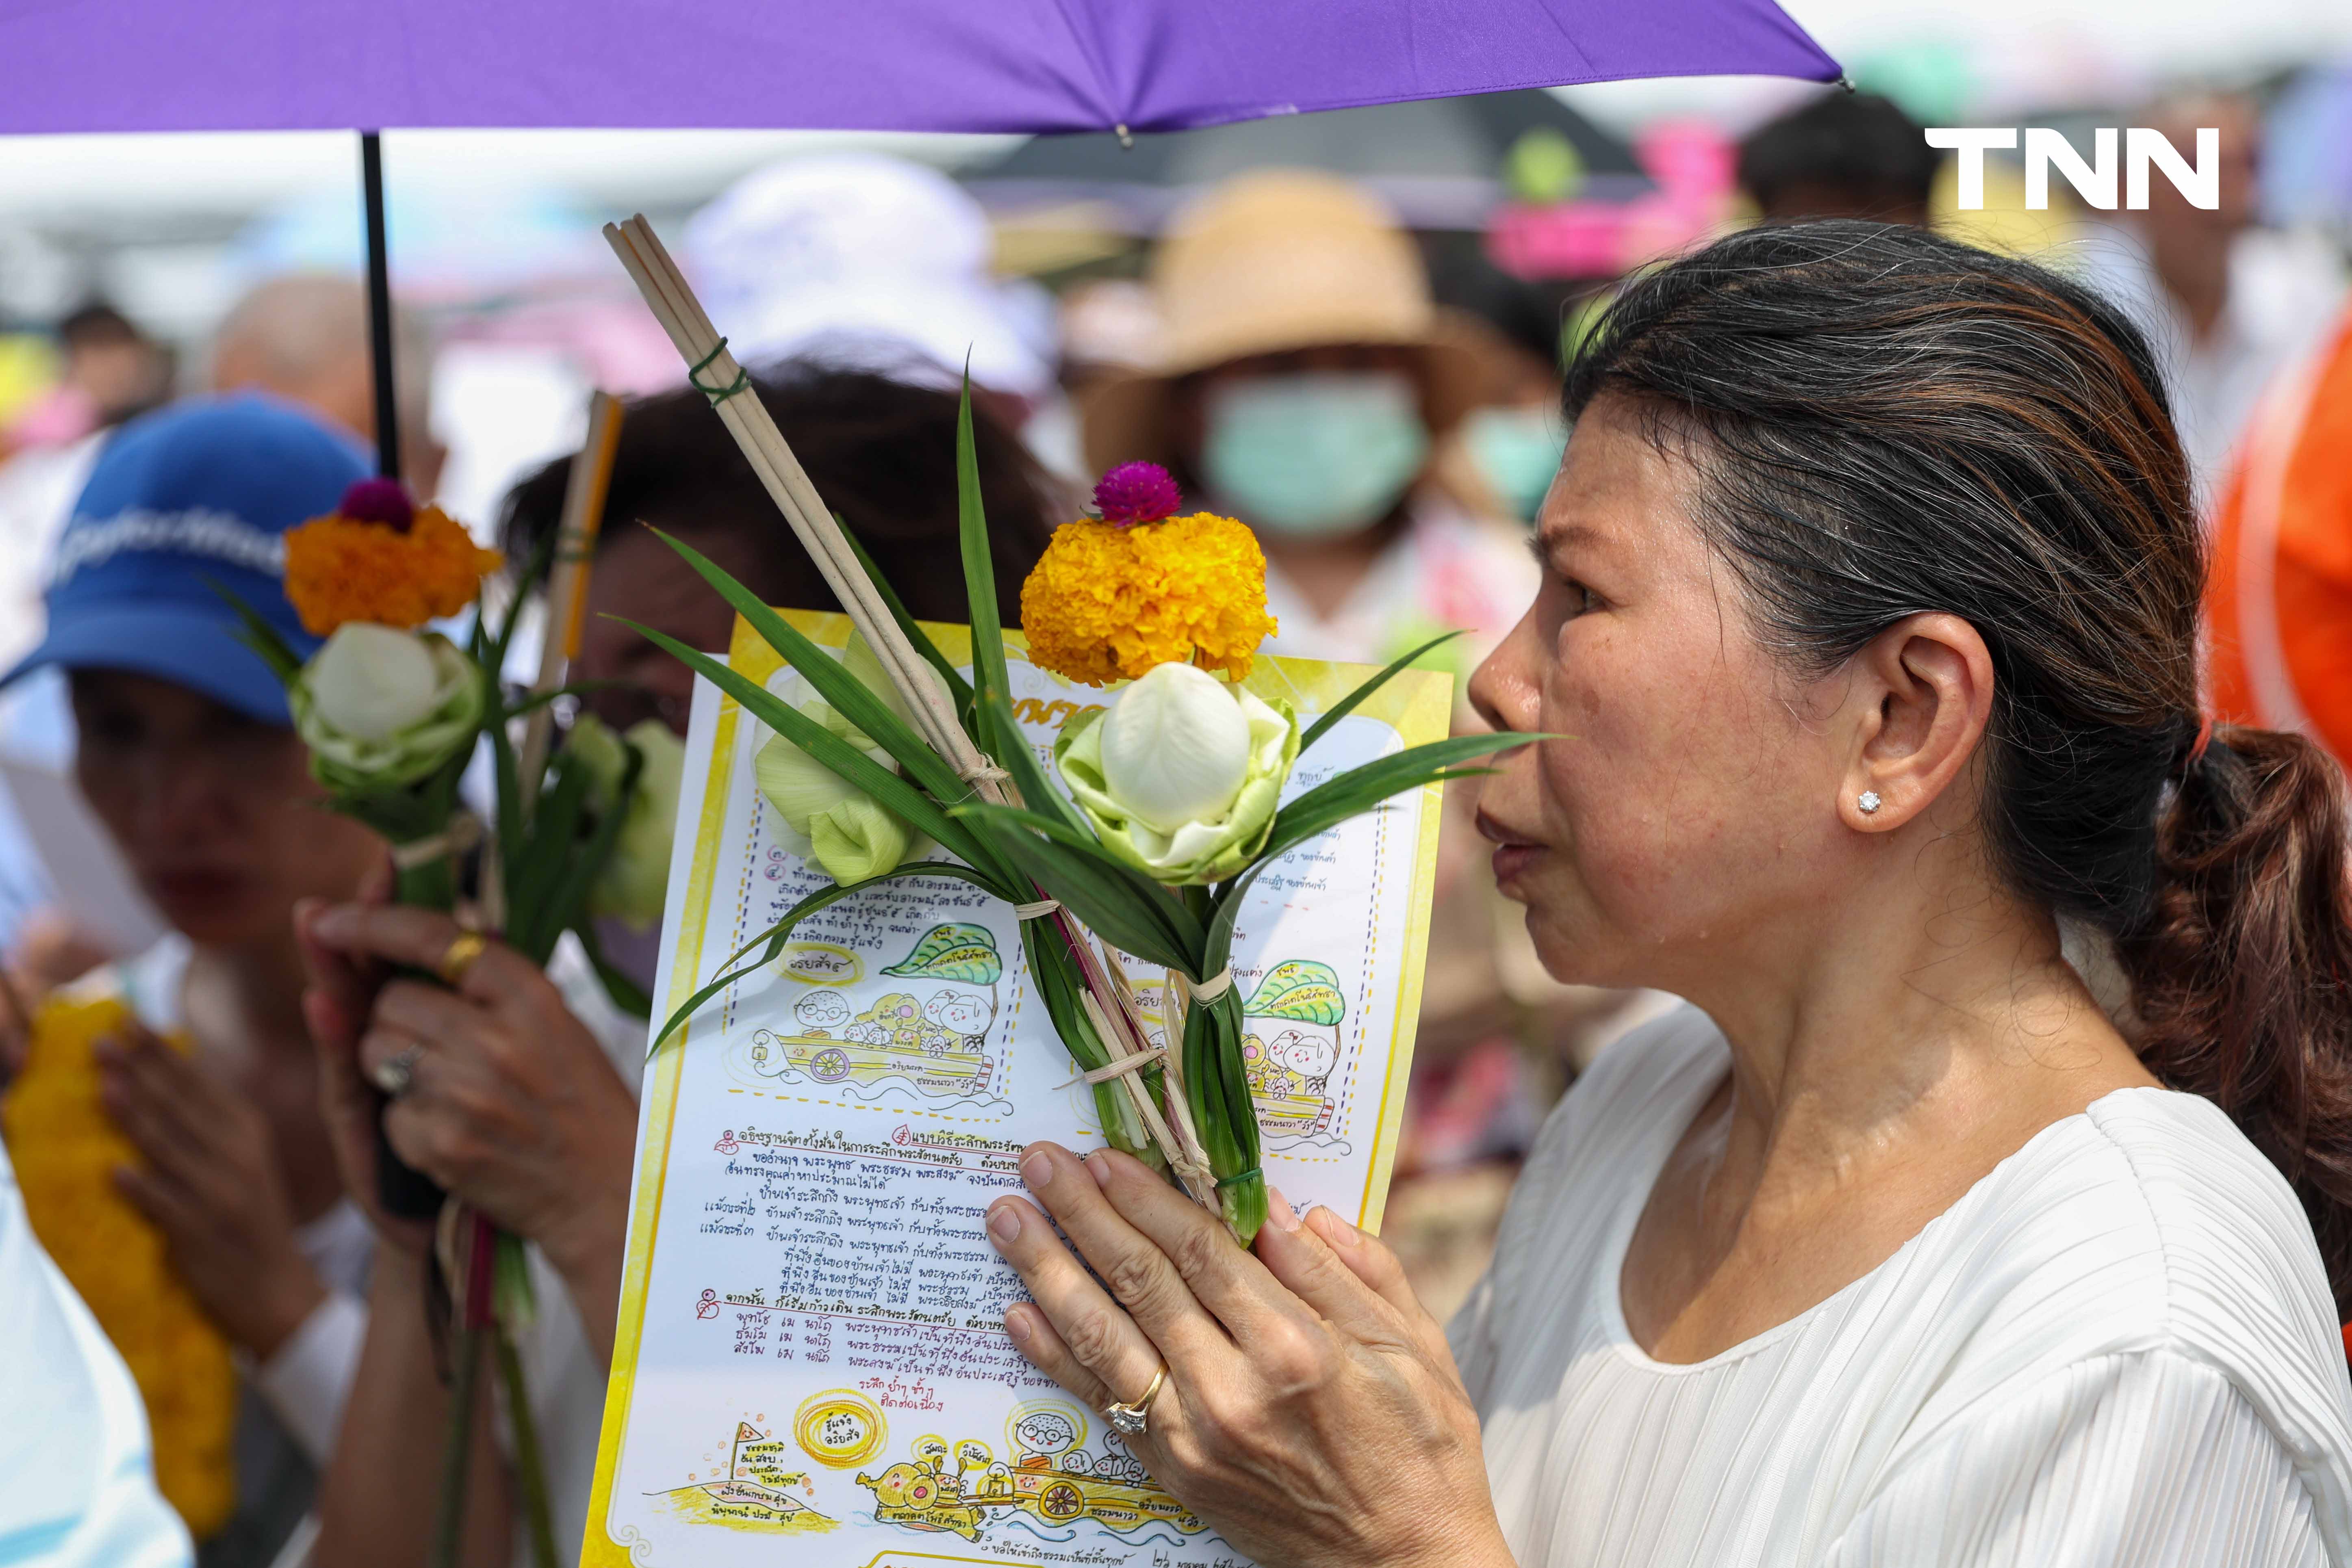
[{"x1": 1840, "y1": 612, "x2": 1994, "y2": 833}]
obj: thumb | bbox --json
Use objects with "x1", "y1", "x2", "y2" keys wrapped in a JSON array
[{"x1": 1302, "y1": 1205, "x2": 1458, "y2": 1371}]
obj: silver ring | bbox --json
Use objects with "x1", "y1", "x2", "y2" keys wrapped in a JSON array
[
  {"x1": 1102, "y1": 1363, "x2": 1166, "y2": 1438},
  {"x1": 371, "y1": 1043, "x2": 424, "y2": 1098}
]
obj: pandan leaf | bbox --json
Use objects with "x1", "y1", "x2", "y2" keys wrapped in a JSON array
[
  {"x1": 881, "y1": 922, "x2": 1004, "y2": 986},
  {"x1": 618, "y1": 619, "x2": 986, "y2": 872},
  {"x1": 1297, "y1": 630, "x2": 1465, "y2": 755},
  {"x1": 213, "y1": 586, "x2": 306, "y2": 683},
  {"x1": 643, "y1": 530, "x2": 971, "y2": 812}
]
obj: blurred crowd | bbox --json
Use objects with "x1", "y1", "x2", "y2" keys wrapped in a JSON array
[{"x1": 0, "y1": 67, "x2": 2349, "y2": 1566}]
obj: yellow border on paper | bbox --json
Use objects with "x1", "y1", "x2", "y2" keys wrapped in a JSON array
[{"x1": 580, "y1": 613, "x2": 1448, "y2": 1565}]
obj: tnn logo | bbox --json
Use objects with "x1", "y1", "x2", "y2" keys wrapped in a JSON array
[{"x1": 1925, "y1": 128, "x2": 2220, "y2": 212}]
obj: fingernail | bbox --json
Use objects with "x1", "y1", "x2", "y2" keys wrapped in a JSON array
[
  {"x1": 313, "y1": 907, "x2": 354, "y2": 941},
  {"x1": 1318, "y1": 1208, "x2": 1362, "y2": 1248},
  {"x1": 1005, "y1": 1308, "x2": 1033, "y2": 1344},
  {"x1": 1021, "y1": 1151, "x2": 1054, "y2": 1192},
  {"x1": 987, "y1": 1205, "x2": 1022, "y2": 1244},
  {"x1": 1266, "y1": 1187, "x2": 1302, "y2": 1231},
  {"x1": 1087, "y1": 1152, "x2": 1113, "y2": 1189}
]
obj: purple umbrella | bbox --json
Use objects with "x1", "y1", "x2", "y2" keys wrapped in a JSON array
[
  {"x1": 0, "y1": 0, "x2": 1837, "y2": 471},
  {"x1": 0, "y1": 0, "x2": 1834, "y2": 137}
]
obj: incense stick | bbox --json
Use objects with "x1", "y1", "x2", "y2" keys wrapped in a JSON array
[{"x1": 518, "y1": 390, "x2": 624, "y2": 807}]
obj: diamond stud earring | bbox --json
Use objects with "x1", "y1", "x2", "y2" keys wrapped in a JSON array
[{"x1": 1857, "y1": 790, "x2": 1883, "y2": 814}]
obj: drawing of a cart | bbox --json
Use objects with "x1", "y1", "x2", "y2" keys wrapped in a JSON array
[
  {"x1": 856, "y1": 1457, "x2": 1202, "y2": 1541},
  {"x1": 744, "y1": 924, "x2": 1005, "y2": 1100}
]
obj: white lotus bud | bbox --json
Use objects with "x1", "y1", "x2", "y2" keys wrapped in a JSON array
[
  {"x1": 1098, "y1": 662, "x2": 1253, "y2": 835},
  {"x1": 306, "y1": 623, "x2": 443, "y2": 741}
]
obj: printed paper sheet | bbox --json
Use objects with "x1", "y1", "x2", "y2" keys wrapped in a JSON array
[{"x1": 582, "y1": 612, "x2": 1450, "y2": 1568}]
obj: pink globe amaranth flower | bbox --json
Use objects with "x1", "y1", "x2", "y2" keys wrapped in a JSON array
[
  {"x1": 337, "y1": 477, "x2": 416, "y2": 532},
  {"x1": 1092, "y1": 462, "x2": 1180, "y2": 527}
]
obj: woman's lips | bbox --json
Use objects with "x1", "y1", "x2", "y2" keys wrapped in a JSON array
[{"x1": 1475, "y1": 810, "x2": 1543, "y2": 886}]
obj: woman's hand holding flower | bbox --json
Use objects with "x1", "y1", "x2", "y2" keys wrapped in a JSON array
[
  {"x1": 986, "y1": 1142, "x2": 1512, "y2": 1568},
  {"x1": 296, "y1": 897, "x2": 637, "y2": 1358}
]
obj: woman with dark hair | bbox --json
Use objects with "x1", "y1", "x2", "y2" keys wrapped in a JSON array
[{"x1": 969, "y1": 223, "x2": 2352, "y2": 1566}]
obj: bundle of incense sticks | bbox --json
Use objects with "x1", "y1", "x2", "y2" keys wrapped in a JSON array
[{"x1": 601, "y1": 217, "x2": 1216, "y2": 1202}]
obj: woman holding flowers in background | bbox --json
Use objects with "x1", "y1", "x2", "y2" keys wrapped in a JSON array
[
  {"x1": 298, "y1": 366, "x2": 1062, "y2": 1568},
  {"x1": 983, "y1": 224, "x2": 2352, "y2": 1568},
  {"x1": 0, "y1": 398, "x2": 391, "y2": 1568}
]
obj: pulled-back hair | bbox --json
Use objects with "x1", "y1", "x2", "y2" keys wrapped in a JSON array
[{"x1": 1567, "y1": 221, "x2": 2352, "y2": 1310}]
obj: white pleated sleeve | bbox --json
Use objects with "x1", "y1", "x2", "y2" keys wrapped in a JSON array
[{"x1": 1822, "y1": 1349, "x2": 2326, "y2": 1567}]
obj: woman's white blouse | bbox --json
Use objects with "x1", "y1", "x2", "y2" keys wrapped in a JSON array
[{"x1": 1450, "y1": 1006, "x2": 2352, "y2": 1566}]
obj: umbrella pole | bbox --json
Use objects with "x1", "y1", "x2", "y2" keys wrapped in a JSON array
[{"x1": 359, "y1": 130, "x2": 402, "y2": 483}]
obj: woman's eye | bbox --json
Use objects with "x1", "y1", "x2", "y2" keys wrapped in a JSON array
[{"x1": 1562, "y1": 578, "x2": 1599, "y2": 616}]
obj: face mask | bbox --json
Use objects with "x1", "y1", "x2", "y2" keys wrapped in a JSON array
[
  {"x1": 1460, "y1": 405, "x2": 1567, "y2": 523},
  {"x1": 1200, "y1": 372, "x2": 1430, "y2": 538}
]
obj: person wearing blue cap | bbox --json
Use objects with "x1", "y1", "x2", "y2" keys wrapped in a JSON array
[{"x1": 0, "y1": 395, "x2": 387, "y2": 1566}]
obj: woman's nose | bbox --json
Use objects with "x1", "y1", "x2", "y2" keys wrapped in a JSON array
[{"x1": 1468, "y1": 613, "x2": 1545, "y2": 735}]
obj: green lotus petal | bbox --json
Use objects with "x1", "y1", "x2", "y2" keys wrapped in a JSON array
[
  {"x1": 572, "y1": 716, "x2": 685, "y2": 929},
  {"x1": 806, "y1": 794, "x2": 913, "y2": 886},
  {"x1": 1054, "y1": 686, "x2": 1298, "y2": 886},
  {"x1": 292, "y1": 631, "x2": 484, "y2": 793}
]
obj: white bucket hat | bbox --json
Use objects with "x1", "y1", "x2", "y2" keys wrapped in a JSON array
[{"x1": 684, "y1": 152, "x2": 1057, "y2": 401}]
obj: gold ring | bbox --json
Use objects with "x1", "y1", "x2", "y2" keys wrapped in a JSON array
[
  {"x1": 436, "y1": 930, "x2": 490, "y2": 988},
  {"x1": 1102, "y1": 1363, "x2": 1166, "y2": 1438}
]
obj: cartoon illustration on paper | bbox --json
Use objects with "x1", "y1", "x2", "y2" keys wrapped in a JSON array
[
  {"x1": 728, "y1": 923, "x2": 1012, "y2": 1112},
  {"x1": 853, "y1": 1400, "x2": 1204, "y2": 1543},
  {"x1": 1241, "y1": 960, "x2": 1351, "y2": 1151},
  {"x1": 647, "y1": 1418, "x2": 836, "y2": 1533}
]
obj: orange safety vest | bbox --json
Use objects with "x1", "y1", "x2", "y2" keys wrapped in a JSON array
[{"x1": 2205, "y1": 309, "x2": 2352, "y2": 768}]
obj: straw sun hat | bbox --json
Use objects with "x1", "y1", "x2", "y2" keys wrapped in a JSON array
[{"x1": 1080, "y1": 170, "x2": 1491, "y2": 476}]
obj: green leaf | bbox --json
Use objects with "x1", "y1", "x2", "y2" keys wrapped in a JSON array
[
  {"x1": 642, "y1": 530, "x2": 972, "y2": 811},
  {"x1": 523, "y1": 748, "x2": 638, "y2": 967},
  {"x1": 955, "y1": 813, "x2": 1199, "y2": 975},
  {"x1": 955, "y1": 375, "x2": 1012, "y2": 731},
  {"x1": 1298, "y1": 630, "x2": 1465, "y2": 755},
  {"x1": 950, "y1": 801, "x2": 1203, "y2": 962},
  {"x1": 213, "y1": 585, "x2": 305, "y2": 683},
  {"x1": 491, "y1": 527, "x2": 561, "y2": 676},
  {"x1": 651, "y1": 861, "x2": 1011, "y2": 1049},
  {"x1": 1266, "y1": 733, "x2": 1531, "y2": 857},
  {"x1": 509, "y1": 752, "x2": 595, "y2": 960},
  {"x1": 618, "y1": 620, "x2": 987, "y2": 871}
]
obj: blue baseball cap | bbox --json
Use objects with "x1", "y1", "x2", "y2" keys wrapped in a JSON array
[{"x1": 4, "y1": 395, "x2": 368, "y2": 725}]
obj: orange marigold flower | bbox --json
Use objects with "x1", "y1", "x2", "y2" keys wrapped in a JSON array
[
  {"x1": 283, "y1": 505, "x2": 503, "y2": 635},
  {"x1": 1019, "y1": 512, "x2": 1277, "y2": 687}
]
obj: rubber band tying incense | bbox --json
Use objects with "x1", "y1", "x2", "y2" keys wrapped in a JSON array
[
  {"x1": 1213, "y1": 1166, "x2": 1261, "y2": 1190},
  {"x1": 686, "y1": 339, "x2": 751, "y2": 406}
]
